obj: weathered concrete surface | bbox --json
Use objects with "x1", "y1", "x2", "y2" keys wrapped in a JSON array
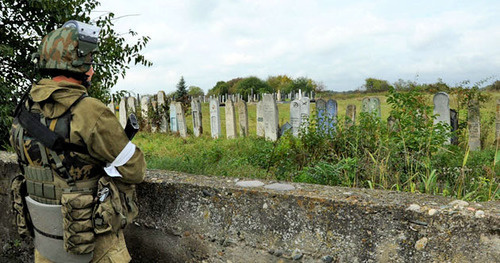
[{"x1": 1, "y1": 151, "x2": 499, "y2": 263}]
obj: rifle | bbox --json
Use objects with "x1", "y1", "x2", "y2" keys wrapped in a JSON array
[{"x1": 124, "y1": 113, "x2": 139, "y2": 140}]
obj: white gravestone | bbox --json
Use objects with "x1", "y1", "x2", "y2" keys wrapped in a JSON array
[
  {"x1": 119, "y1": 99, "x2": 127, "y2": 128},
  {"x1": 300, "y1": 97, "x2": 310, "y2": 132},
  {"x1": 468, "y1": 99, "x2": 481, "y2": 151},
  {"x1": 169, "y1": 102, "x2": 178, "y2": 133},
  {"x1": 191, "y1": 99, "x2": 202, "y2": 137},
  {"x1": 433, "y1": 92, "x2": 451, "y2": 144},
  {"x1": 175, "y1": 102, "x2": 187, "y2": 138},
  {"x1": 140, "y1": 96, "x2": 150, "y2": 132},
  {"x1": 210, "y1": 98, "x2": 221, "y2": 139},
  {"x1": 237, "y1": 101, "x2": 249, "y2": 137},
  {"x1": 256, "y1": 100, "x2": 265, "y2": 137},
  {"x1": 225, "y1": 99, "x2": 237, "y2": 139},
  {"x1": 290, "y1": 99, "x2": 301, "y2": 137},
  {"x1": 362, "y1": 97, "x2": 381, "y2": 118},
  {"x1": 262, "y1": 94, "x2": 279, "y2": 141},
  {"x1": 107, "y1": 101, "x2": 115, "y2": 115},
  {"x1": 157, "y1": 91, "x2": 168, "y2": 133},
  {"x1": 127, "y1": 97, "x2": 137, "y2": 116}
]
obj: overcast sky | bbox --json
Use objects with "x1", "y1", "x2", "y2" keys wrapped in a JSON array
[{"x1": 96, "y1": 0, "x2": 500, "y2": 94}]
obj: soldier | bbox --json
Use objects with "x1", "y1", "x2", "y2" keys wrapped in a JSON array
[{"x1": 10, "y1": 20, "x2": 146, "y2": 262}]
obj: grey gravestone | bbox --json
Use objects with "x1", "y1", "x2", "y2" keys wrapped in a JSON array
[
  {"x1": 140, "y1": 96, "x2": 151, "y2": 132},
  {"x1": 157, "y1": 91, "x2": 168, "y2": 133},
  {"x1": 256, "y1": 101, "x2": 265, "y2": 137},
  {"x1": 107, "y1": 101, "x2": 115, "y2": 115},
  {"x1": 151, "y1": 99, "x2": 158, "y2": 133},
  {"x1": 387, "y1": 116, "x2": 398, "y2": 132},
  {"x1": 175, "y1": 102, "x2": 187, "y2": 138},
  {"x1": 119, "y1": 99, "x2": 127, "y2": 128},
  {"x1": 300, "y1": 97, "x2": 310, "y2": 132},
  {"x1": 433, "y1": 92, "x2": 451, "y2": 144},
  {"x1": 127, "y1": 97, "x2": 137, "y2": 116},
  {"x1": 263, "y1": 94, "x2": 279, "y2": 141},
  {"x1": 468, "y1": 99, "x2": 481, "y2": 151},
  {"x1": 225, "y1": 99, "x2": 237, "y2": 139},
  {"x1": 191, "y1": 99, "x2": 202, "y2": 137},
  {"x1": 169, "y1": 102, "x2": 178, "y2": 133},
  {"x1": 280, "y1": 122, "x2": 292, "y2": 137},
  {"x1": 277, "y1": 90, "x2": 281, "y2": 102},
  {"x1": 316, "y1": 99, "x2": 326, "y2": 133},
  {"x1": 362, "y1": 97, "x2": 381, "y2": 118},
  {"x1": 450, "y1": 109, "x2": 459, "y2": 145},
  {"x1": 346, "y1": 104, "x2": 356, "y2": 127},
  {"x1": 237, "y1": 101, "x2": 249, "y2": 137},
  {"x1": 290, "y1": 99, "x2": 301, "y2": 137},
  {"x1": 210, "y1": 98, "x2": 221, "y2": 139},
  {"x1": 326, "y1": 99, "x2": 338, "y2": 131},
  {"x1": 496, "y1": 99, "x2": 500, "y2": 145}
]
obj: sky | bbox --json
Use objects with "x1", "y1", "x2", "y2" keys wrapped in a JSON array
[{"x1": 96, "y1": 0, "x2": 500, "y2": 95}]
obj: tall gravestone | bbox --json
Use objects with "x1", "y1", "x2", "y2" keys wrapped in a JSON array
[
  {"x1": 450, "y1": 109, "x2": 459, "y2": 145},
  {"x1": 300, "y1": 97, "x2": 310, "y2": 132},
  {"x1": 496, "y1": 99, "x2": 500, "y2": 145},
  {"x1": 191, "y1": 99, "x2": 202, "y2": 137},
  {"x1": 346, "y1": 104, "x2": 356, "y2": 127},
  {"x1": 210, "y1": 98, "x2": 221, "y2": 139},
  {"x1": 127, "y1": 97, "x2": 137, "y2": 116},
  {"x1": 119, "y1": 99, "x2": 127, "y2": 128},
  {"x1": 468, "y1": 99, "x2": 481, "y2": 151},
  {"x1": 290, "y1": 99, "x2": 301, "y2": 137},
  {"x1": 256, "y1": 101, "x2": 265, "y2": 137},
  {"x1": 175, "y1": 102, "x2": 187, "y2": 138},
  {"x1": 151, "y1": 99, "x2": 158, "y2": 133},
  {"x1": 262, "y1": 94, "x2": 279, "y2": 141},
  {"x1": 237, "y1": 101, "x2": 249, "y2": 137},
  {"x1": 140, "y1": 96, "x2": 151, "y2": 132},
  {"x1": 107, "y1": 101, "x2": 115, "y2": 115},
  {"x1": 169, "y1": 102, "x2": 178, "y2": 133},
  {"x1": 433, "y1": 92, "x2": 451, "y2": 144},
  {"x1": 225, "y1": 99, "x2": 237, "y2": 139},
  {"x1": 362, "y1": 97, "x2": 381, "y2": 118},
  {"x1": 316, "y1": 99, "x2": 326, "y2": 133},
  {"x1": 157, "y1": 91, "x2": 168, "y2": 133},
  {"x1": 326, "y1": 99, "x2": 338, "y2": 131}
]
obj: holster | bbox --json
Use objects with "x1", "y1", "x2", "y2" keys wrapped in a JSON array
[{"x1": 10, "y1": 174, "x2": 33, "y2": 238}]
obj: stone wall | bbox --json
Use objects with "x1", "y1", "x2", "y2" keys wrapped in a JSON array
[{"x1": 1, "y1": 152, "x2": 499, "y2": 262}]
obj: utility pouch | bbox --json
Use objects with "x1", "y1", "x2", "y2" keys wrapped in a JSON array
[
  {"x1": 10, "y1": 174, "x2": 33, "y2": 238},
  {"x1": 92, "y1": 176, "x2": 126, "y2": 235},
  {"x1": 115, "y1": 180, "x2": 139, "y2": 225},
  {"x1": 61, "y1": 190, "x2": 95, "y2": 254}
]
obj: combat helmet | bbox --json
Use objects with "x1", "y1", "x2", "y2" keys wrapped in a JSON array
[{"x1": 35, "y1": 20, "x2": 100, "y2": 75}]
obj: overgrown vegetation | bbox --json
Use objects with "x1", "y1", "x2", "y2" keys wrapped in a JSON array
[{"x1": 135, "y1": 87, "x2": 499, "y2": 202}]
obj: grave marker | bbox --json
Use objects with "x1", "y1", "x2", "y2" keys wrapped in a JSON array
[
  {"x1": 237, "y1": 101, "x2": 249, "y2": 137},
  {"x1": 290, "y1": 99, "x2": 301, "y2": 137},
  {"x1": 346, "y1": 105, "x2": 356, "y2": 127},
  {"x1": 468, "y1": 99, "x2": 481, "y2": 151},
  {"x1": 191, "y1": 99, "x2": 202, "y2": 137},
  {"x1": 263, "y1": 94, "x2": 279, "y2": 141},
  {"x1": 433, "y1": 92, "x2": 451, "y2": 144},
  {"x1": 107, "y1": 101, "x2": 115, "y2": 115},
  {"x1": 127, "y1": 97, "x2": 137, "y2": 116},
  {"x1": 450, "y1": 109, "x2": 459, "y2": 145},
  {"x1": 362, "y1": 97, "x2": 381, "y2": 118},
  {"x1": 169, "y1": 102, "x2": 178, "y2": 133},
  {"x1": 175, "y1": 102, "x2": 187, "y2": 138},
  {"x1": 210, "y1": 98, "x2": 221, "y2": 138},
  {"x1": 256, "y1": 101, "x2": 265, "y2": 137},
  {"x1": 300, "y1": 97, "x2": 310, "y2": 131},
  {"x1": 496, "y1": 99, "x2": 500, "y2": 145},
  {"x1": 119, "y1": 99, "x2": 127, "y2": 128},
  {"x1": 157, "y1": 91, "x2": 168, "y2": 133},
  {"x1": 326, "y1": 99, "x2": 338, "y2": 131},
  {"x1": 140, "y1": 96, "x2": 150, "y2": 132},
  {"x1": 316, "y1": 99, "x2": 326, "y2": 132},
  {"x1": 225, "y1": 99, "x2": 237, "y2": 139}
]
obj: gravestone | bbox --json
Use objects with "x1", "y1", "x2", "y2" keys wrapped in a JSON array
[
  {"x1": 277, "y1": 90, "x2": 281, "y2": 102},
  {"x1": 290, "y1": 99, "x2": 301, "y2": 137},
  {"x1": 127, "y1": 97, "x2": 137, "y2": 116},
  {"x1": 468, "y1": 99, "x2": 481, "y2": 151},
  {"x1": 316, "y1": 99, "x2": 326, "y2": 132},
  {"x1": 300, "y1": 97, "x2": 310, "y2": 132},
  {"x1": 362, "y1": 97, "x2": 381, "y2": 118},
  {"x1": 169, "y1": 102, "x2": 178, "y2": 133},
  {"x1": 140, "y1": 96, "x2": 151, "y2": 132},
  {"x1": 225, "y1": 99, "x2": 237, "y2": 139},
  {"x1": 151, "y1": 99, "x2": 158, "y2": 133},
  {"x1": 210, "y1": 98, "x2": 221, "y2": 139},
  {"x1": 157, "y1": 91, "x2": 168, "y2": 133},
  {"x1": 262, "y1": 94, "x2": 279, "y2": 141},
  {"x1": 450, "y1": 109, "x2": 459, "y2": 145},
  {"x1": 280, "y1": 122, "x2": 292, "y2": 137},
  {"x1": 237, "y1": 101, "x2": 249, "y2": 137},
  {"x1": 119, "y1": 99, "x2": 127, "y2": 128},
  {"x1": 496, "y1": 99, "x2": 500, "y2": 145},
  {"x1": 175, "y1": 102, "x2": 187, "y2": 138},
  {"x1": 387, "y1": 116, "x2": 398, "y2": 132},
  {"x1": 433, "y1": 92, "x2": 451, "y2": 144},
  {"x1": 191, "y1": 99, "x2": 203, "y2": 137},
  {"x1": 256, "y1": 101, "x2": 265, "y2": 137},
  {"x1": 346, "y1": 105, "x2": 356, "y2": 127},
  {"x1": 326, "y1": 99, "x2": 338, "y2": 131},
  {"x1": 107, "y1": 101, "x2": 115, "y2": 115}
]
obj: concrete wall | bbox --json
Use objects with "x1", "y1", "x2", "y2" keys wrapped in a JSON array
[{"x1": 1, "y1": 151, "x2": 499, "y2": 262}]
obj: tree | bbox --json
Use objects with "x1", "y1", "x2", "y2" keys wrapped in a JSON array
[
  {"x1": 266, "y1": 75, "x2": 293, "y2": 93},
  {"x1": 0, "y1": 0, "x2": 151, "y2": 149},
  {"x1": 234, "y1": 76, "x2": 272, "y2": 100},
  {"x1": 363, "y1": 78, "x2": 392, "y2": 92},
  {"x1": 287, "y1": 77, "x2": 316, "y2": 94},
  {"x1": 175, "y1": 76, "x2": 187, "y2": 100},
  {"x1": 188, "y1": 86, "x2": 204, "y2": 97},
  {"x1": 208, "y1": 81, "x2": 229, "y2": 96}
]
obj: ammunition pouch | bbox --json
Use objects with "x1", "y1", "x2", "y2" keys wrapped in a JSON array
[
  {"x1": 61, "y1": 189, "x2": 95, "y2": 255},
  {"x1": 10, "y1": 174, "x2": 33, "y2": 238}
]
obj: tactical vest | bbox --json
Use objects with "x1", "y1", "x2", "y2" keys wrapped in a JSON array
[{"x1": 11, "y1": 96, "x2": 105, "y2": 205}]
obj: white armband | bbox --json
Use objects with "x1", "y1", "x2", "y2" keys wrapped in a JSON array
[{"x1": 104, "y1": 141, "x2": 136, "y2": 178}]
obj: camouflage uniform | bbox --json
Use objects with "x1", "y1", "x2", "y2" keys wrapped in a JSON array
[{"x1": 10, "y1": 21, "x2": 145, "y2": 263}]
